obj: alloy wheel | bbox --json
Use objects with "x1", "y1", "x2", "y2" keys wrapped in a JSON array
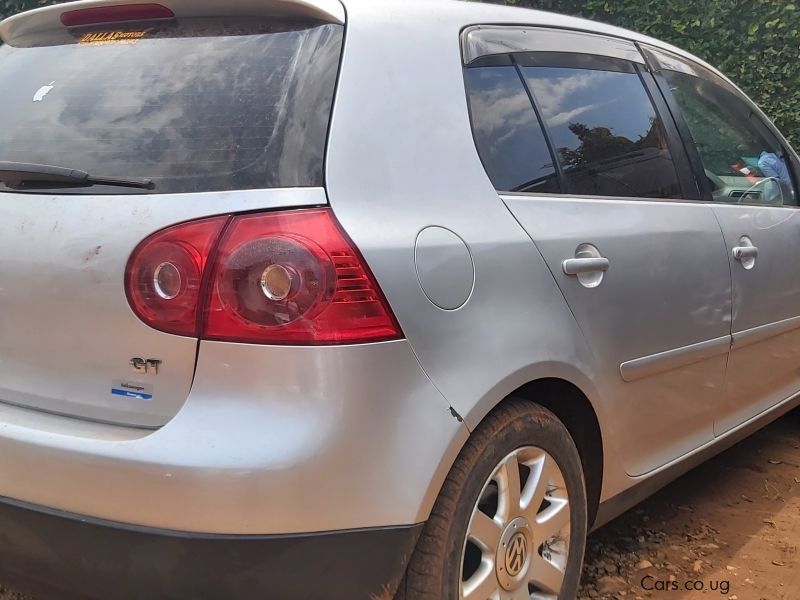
[{"x1": 460, "y1": 446, "x2": 571, "y2": 600}]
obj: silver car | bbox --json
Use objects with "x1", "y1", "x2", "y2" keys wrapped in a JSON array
[{"x1": 0, "y1": 0, "x2": 797, "y2": 599}]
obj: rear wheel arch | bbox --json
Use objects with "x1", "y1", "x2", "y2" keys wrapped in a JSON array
[
  {"x1": 417, "y1": 375, "x2": 605, "y2": 534},
  {"x1": 507, "y1": 378, "x2": 604, "y2": 528},
  {"x1": 399, "y1": 399, "x2": 587, "y2": 600}
]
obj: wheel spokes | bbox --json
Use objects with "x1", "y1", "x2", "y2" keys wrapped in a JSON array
[
  {"x1": 535, "y1": 496, "x2": 570, "y2": 544},
  {"x1": 468, "y1": 510, "x2": 503, "y2": 551},
  {"x1": 461, "y1": 560, "x2": 501, "y2": 600},
  {"x1": 496, "y1": 452, "x2": 522, "y2": 522},
  {"x1": 509, "y1": 585, "x2": 533, "y2": 600},
  {"x1": 521, "y1": 453, "x2": 552, "y2": 518},
  {"x1": 529, "y1": 553, "x2": 566, "y2": 596}
]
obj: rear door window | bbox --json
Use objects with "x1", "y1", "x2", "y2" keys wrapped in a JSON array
[
  {"x1": 519, "y1": 55, "x2": 683, "y2": 199},
  {"x1": 0, "y1": 19, "x2": 343, "y2": 194}
]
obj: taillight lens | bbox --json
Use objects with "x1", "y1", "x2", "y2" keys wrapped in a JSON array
[
  {"x1": 125, "y1": 209, "x2": 403, "y2": 345},
  {"x1": 125, "y1": 216, "x2": 229, "y2": 337}
]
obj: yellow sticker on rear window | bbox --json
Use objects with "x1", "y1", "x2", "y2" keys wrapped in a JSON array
[{"x1": 78, "y1": 30, "x2": 150, "y2": 45}]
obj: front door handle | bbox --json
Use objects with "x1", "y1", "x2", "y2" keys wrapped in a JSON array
[
  {"x1": 732, "y1": 246, "x2": 758, "y2": 261},
  {"x1": 562, "y1": 257, "x2": 610, "y2": 276}
]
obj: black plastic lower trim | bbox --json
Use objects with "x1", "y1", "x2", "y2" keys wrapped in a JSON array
[{"x1": 0, "y1": 496, "x2": 422, "y2": 600}]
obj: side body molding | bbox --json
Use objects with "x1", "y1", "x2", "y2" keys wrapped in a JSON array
[{"x1": 620, "y1": 336, "x2": 732, "y2": 383}]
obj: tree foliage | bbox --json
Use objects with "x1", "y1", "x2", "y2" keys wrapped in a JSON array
[
  {"x1": 2, "y1": 0, "x2": 800, "y2": 143},
  {"x1": 0, "y1": 0, "x2": 58, "y2": 20},
  {"x1": 484, "y1": 0, "x2": 800, "y2": 146}
]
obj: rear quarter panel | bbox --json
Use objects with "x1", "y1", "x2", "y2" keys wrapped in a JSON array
[{"x1": 327, "y1": 0, "x2": 629, "y2": 503}]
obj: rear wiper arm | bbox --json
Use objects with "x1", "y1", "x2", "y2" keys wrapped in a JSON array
[{"x1": 0, "y1": 162, "x2": 154, "y2": 190}]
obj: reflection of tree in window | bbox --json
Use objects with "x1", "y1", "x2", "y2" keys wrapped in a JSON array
[
  {"x1": 559, "y1": 117, "x2": 662, "y2": 168},
  {"x1": 523, "y1": 64, "x2": 682, "y2": 199},
  {"x1": 0, "y1": 20, "x2": 341, "y2": 194},
  {"x1": 555, "y1": 117, "x2": 679, "y2": 198}
]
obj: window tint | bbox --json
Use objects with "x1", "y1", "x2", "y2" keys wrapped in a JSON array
[
  {"x1": 0, "y1": 19, "x2": 343, "y2": 195},
  {"x1": 464, "y1": 66, "x2": 560, "y2": 193},
  {"x1": 662, "y1": 68, "x2": 796, "y2": 206},
  {"x1": 521, "y1": 64, "x2": 682, "y2": 199}
]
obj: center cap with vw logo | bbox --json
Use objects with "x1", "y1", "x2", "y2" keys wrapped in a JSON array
[
  {"x1": 505, "y1": 531, "x2": 528, "y2": 576},
  {"x1": 496, "y1": 517, "x2": 533, "y2": 591}
]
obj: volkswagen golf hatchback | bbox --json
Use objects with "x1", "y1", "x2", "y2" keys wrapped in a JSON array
[{"x1": 1, "y1": 1, "x2": 799, "y2": 599}]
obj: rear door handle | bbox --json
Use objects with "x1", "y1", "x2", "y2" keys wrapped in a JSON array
[
  {"x1": 732, "y1": 246, "x2": 758, "y2": 261},
  {"x1": 562, "y1": 257, "x2": 610, "y2": 276}
]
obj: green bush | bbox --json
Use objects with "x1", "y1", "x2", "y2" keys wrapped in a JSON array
[
  {"x1": 485, "y1": 0, "x2": 800, "y2": 146},
  {"x1": 0, "y1": 0, "x2": 59, "y2": 20},
  {"x1": 2, "y1": 0, "x2": 799, "y2": 143}
]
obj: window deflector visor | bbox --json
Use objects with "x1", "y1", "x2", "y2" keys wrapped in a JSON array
[{"x1": 461, "y1": 26, "x2": 645, "y2": 66}]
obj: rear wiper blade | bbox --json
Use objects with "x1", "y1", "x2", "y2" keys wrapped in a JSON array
[{"x1": 0, "y1": 162, "x2": 154, "y2": 190}]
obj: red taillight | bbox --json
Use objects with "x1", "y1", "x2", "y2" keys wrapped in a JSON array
[
  {"x1": 60, "y1": 4, "x2": 175, "y2": 27},
  {"x1": 125, "y1": 209, "x2": 403, "y2": 345},
  {"x1": 125, "y1": 216, "x2": 229, "y2": 337}
]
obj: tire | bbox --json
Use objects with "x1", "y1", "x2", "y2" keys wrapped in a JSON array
[{"x1": 397, "y1": 400, "x2": 587, "y2": 600}]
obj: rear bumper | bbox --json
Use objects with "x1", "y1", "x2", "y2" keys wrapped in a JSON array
[
  {"x1": 0, "y1": 495, "x2": 421, "y2": 600},
  {"x1": 0, "y1": 340, "x2": 467, "y2": 534}
]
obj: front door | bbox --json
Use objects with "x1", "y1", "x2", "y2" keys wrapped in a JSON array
[{"x1": 648, "y1": 47, "x2": 800, "y2": 436}]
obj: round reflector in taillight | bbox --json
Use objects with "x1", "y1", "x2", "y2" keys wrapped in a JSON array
[
  {"x1": 260, "y1": 263, "x2": 296, "y2": 302},
  {"x1": 214, "y1": 236, "x2": 336, "y2": 328},
  {"x1": 153, "y1": 261, "x2": 183, "y2": 300},
  {"x1": 130, "y1": 241, "x2": 199, "y2": 325}
]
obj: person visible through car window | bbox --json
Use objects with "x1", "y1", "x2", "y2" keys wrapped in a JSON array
[{"x1": 758, "y1": 151, "x2": 791, "y2": 186}]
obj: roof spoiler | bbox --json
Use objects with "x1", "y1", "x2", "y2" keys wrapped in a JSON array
[{"x1": 0, "y1": 0, "x2": 345, "y2": 44}]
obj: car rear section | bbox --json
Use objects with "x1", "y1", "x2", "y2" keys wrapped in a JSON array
[
  {"x1": 0, "y1": 2, "x2": 468, "y2": 599},
  {"x1": 0, "y1": 1, "x2": 347, "y2": 428}
]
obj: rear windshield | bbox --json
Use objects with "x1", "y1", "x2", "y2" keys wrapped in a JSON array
[{"x1": 0, "y1": 19, "x2": 343, "y2": 194}]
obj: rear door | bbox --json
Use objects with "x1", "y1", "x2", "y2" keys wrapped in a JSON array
[
  {"x1": 0, "y1": 9, "x2": 343, "y2": 427},
  {"x1": 645, "y1": 47, "x2": 800, "y2": 435},
  {"x1": 463, "y1": 27, "x2": 733, "y2": 476}
]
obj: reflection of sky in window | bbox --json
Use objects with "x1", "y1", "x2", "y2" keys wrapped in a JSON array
[
  {"x1": 466, "y1": 66, "x2": 555, "y2": 191},
  {"x1": 0, "y1": 23, "x2": 338, "y2": 192},
  {"x1": 0, "y1": 37, "x2": 280, "y2": 169},
  {"x1": 524, "y1": 67, "x2": 657, "y2": 152}
]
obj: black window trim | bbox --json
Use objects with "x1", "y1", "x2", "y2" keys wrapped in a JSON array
[
  {"x1": 637, "y1": 44, "x2": 714, "y2": 203},
  {"x1": 641, "y1": 43, "x2": 800, "y2": 209},
  {"x1": 510, "y1": 54, "x2": 568, "y2": 193},
  {"x1": 634, "y1": 57, "x2": 702, "y2": 200},
  {"x1": 513, "y1": 51, "x2": 637, "y2": 73}
]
